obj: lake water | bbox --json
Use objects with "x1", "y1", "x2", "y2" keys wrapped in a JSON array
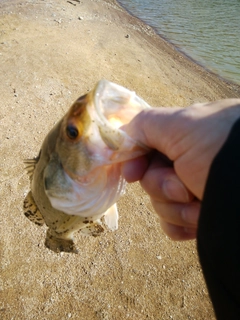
[{"x1": 118, "y1": 0, "x2": 240, "y2": 85}]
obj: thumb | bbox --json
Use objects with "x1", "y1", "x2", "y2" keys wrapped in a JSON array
[
  {"x1": 122, "y1": 107, "x2": 182, "y2": 158},
  {"x1": 121, "y1": 107, "x2": 182, "y2": 183}
]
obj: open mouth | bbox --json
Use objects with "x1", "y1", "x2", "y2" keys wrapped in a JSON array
[{"x1": 93, "y1": 79, "x2": 151, "y2": 128}]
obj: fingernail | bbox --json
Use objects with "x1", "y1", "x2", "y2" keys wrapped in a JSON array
[
  {"x1": 182, "y1": 205, "x2": 200, "y2": 225},
  {"x1": 163, "y1": 178, "x2": 189, "y2": 202}
]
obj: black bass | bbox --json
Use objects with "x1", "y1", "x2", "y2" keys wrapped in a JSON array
[{"x1": 24, "y1": 80, "x2": 151, "y2": 253}]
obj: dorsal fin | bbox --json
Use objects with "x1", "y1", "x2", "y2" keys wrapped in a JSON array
[{"x1": 24, "y1": 150, "x2": 41, "y2": 181}]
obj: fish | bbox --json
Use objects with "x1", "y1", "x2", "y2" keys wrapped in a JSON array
[{"x1": 23, "y1": 80, "x2": 151, "y2": 253}]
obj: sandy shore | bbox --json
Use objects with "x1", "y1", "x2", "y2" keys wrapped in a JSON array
[{"x1": 1, "y1": 0, "x2": 239, "y2": 319}]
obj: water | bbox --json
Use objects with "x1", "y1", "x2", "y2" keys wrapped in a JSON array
[{"x1": 118, "y1": 0, "x2": 240, "y2": 85}]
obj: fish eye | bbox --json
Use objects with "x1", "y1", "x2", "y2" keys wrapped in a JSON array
[{"x1": 66, "y1": 125, "x2": 79, "y2": 139}]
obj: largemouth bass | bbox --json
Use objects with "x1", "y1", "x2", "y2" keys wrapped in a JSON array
[{"x1": 24, "y1": 80, "x2": 151, "y2": 253}]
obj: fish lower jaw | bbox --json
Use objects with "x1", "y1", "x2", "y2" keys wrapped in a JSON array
[{"x1": 46, "y1": 175, "x2": 125, "y2": 219}]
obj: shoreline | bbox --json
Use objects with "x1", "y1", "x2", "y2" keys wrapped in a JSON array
[
  {"x1": 0, "y1": 0, "x2": 236, "y2": 319},
  {"x1": 113, "y1": 0, "x2": 240, "y2": 102},
  {"x1": 116, "y1": 0, "x2": 240, "y2": 102},
  {"x1": 117, "y1": 0, "x2": 240, "y2": 89},
  {"x1": 116, "y1": 0, "x2": 240, "y2": 95}
]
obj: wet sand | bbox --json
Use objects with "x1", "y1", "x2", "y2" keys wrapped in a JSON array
[{"x1": 1, "y1": 0, "x2": 239, "y2": 319}]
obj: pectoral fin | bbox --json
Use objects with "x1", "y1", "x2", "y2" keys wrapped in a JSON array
[{"x1": 23, "y1": 191, "x2": 45, "y2": 226}]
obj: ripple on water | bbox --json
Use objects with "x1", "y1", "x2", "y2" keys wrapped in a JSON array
[{"x1": 119, "y1": 0, "x2": 240, "y2": 84}]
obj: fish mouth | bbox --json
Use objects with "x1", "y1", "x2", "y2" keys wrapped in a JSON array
[
  {"x1": 93, "y1": 80, "x2": 151, "y2": 129},
  {"x1": 84, "y1": 80, "x2": 151, "y2": 164}
]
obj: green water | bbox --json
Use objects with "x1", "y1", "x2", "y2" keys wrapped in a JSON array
[{"x1": 119, "y1": 0, "x2": 240, "y2": 84}]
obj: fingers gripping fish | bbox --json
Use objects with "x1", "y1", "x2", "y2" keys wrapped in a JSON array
[{"x1": 23, "y1": 80, "x2": 151, "y2": 253}]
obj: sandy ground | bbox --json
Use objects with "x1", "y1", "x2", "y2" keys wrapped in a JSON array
[{"x1": 1, "y1": 0, "x2": 240, "y2": 319}]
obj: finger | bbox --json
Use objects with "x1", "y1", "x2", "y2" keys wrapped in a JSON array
[
  {"x1": 140, "y1": 153, "x2": 194, "y2": 203},
  {"x1": 121, "y1": 155, "x2": 149, "y2": 182},
  {"x1": 151, "y1": 199, "x2": 200, "y2": 228},
  {"x1": 122, "y1": 107, "x2": 182, "y2": 156},
  {"x1": 159, "y1": 220, "x2": 197, "y2": 241}
]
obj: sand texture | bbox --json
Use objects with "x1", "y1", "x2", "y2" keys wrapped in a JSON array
[{"x1": 1, "y1": 0, "x2": 240, "y2": 319}]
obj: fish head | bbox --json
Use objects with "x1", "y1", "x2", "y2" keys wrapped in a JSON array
[
  {"x1": 56, "y1": 80, "x2": 151, "y2": 178},
  {"x1": 43, "y1": 80, "x2": 151, "y2": 218}
]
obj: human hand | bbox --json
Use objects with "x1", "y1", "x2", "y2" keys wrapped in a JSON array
[{"x1": 122, "y1": 99, "x2": 240, "y2": 240}]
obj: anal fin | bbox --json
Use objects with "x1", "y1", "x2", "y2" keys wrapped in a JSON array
[
  {"x1": 103, "y1": 204, "x2": 119, "y2": 231},
  {"x1": 23, "y1": 191, "x2": 45, "y2": 226}
]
